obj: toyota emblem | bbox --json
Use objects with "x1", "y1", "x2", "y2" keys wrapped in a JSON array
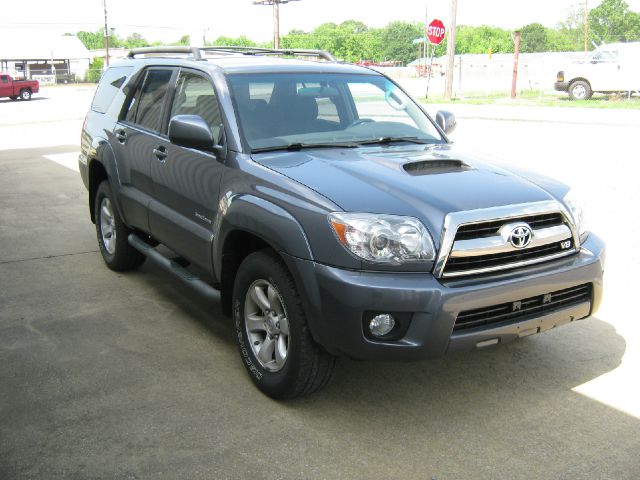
[{"x1": 509, "y1": 225, "x2": 533, "y2": 248}]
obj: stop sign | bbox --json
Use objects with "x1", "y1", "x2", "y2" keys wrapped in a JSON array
[{"x1": 427, "y1": 19, "x2": 446, "y2": 45}]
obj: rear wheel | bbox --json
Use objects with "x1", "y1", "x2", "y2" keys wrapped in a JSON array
[
  {"x1": 233, "y1": 250, "x2": 335, "y2": 399},
  {"x1": 19, "y1": 89, "x2": 32, "y2": 101},
  {"x1": 568, "y1": 80, "x2": 592, "y2": 100},
  {"x1": 94, "y1": 181, "x2": 145, "y2": 271}
]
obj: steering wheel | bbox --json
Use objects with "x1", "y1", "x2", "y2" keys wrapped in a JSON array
[{"x1": 348, "y1": 118, "x2": 374, "y2": 128}]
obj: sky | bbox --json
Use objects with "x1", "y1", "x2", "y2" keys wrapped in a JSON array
[{"x1": 2, "y1": 0, "x2": 640, "y2": 44}]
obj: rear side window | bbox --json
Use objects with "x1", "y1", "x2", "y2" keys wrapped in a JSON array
[
  {"x1": 91, "y1": 66, "x2": 133, "y2": 114},
  {"x1": 124, "y1": 69, "x2": 173, "y2": 133}
]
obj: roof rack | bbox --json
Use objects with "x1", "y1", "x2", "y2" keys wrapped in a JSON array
[
  {"x1": 127, "y1": 46, "x2": 204, "y2": 60},
  {"x1": 126, "y1": 46, "x2": 336, "y2": 62},
  {"x1": 200, "y1": 46, "x2": 336, "y2": 62}
]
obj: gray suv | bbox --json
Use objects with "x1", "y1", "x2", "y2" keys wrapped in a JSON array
[{"x1": 79, "y1": 46, "x2": 605, "y2": 399}]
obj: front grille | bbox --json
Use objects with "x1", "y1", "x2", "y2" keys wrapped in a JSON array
[
  {"x1": 454, "y1": 284, "x2": 592, "y2": 332},
  {"x1": 444, "y1": 240, "x2": 571, "y2": 275},
  {"x1": 455, "y1": 213, "x2": 564, "y2": 241},
  {"x1": 441, "y1": 211, "x2": 576, "y2": 277}
]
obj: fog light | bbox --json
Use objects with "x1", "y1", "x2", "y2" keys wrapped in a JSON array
[{"x1": 369, "y1": 314, "x2": 395, "y2": 337}]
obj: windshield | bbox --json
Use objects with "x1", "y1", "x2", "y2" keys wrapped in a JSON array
[{"x1": 227, "y1": 72, "x2": 445, "y2": 152}]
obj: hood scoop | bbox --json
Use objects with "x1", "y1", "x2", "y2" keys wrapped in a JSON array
[{"x1": 403, "y1": 159, "x2": 471, "y2": 176}]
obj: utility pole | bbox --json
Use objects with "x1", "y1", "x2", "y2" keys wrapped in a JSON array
[
  {"x1": 274, "y1": 1, "x2": 280, "y2": 48},
  {"x1": 511, "y1": 31, "x2": 520, "y2": 99},
  {"x1": 103, "y1": 0, "x2": 110, "y2": 66},
  {"x1": 444, "y1": 0, "x2": 457, "y2": 100},
  {"x1": 584, "y1": 0, "x2": 589, "y2": 55},
  {"x1": 424, "y1": 3, "x2": 428, "y2": 71},
  {"x1": 253, "y1": 0, "x2": 301, "y2": 49}
]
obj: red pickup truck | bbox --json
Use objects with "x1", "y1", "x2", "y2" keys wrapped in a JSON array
[{"x1": 0, "y1": 74, "x2": 39, "y2": 100}]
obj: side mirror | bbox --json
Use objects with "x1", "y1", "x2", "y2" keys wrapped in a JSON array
[
  {"x1": 169, "y1": 115, "x2": 227, "y2": 159},
  {"x1": 436, "y1": 110, "x2": 457, "y2": 135},
  {"x1": 169, "y1": 114, "x2": 214, "y2": 149}
]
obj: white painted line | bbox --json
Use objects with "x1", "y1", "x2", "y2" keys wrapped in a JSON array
[{"x1": 44, "y1": 152, "x2": 79, "y2": 172}]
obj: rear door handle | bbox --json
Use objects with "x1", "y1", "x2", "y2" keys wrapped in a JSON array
[
  {"x1": 153, "y1": 145, "x2": 168, "y2": 161},
  {"x1": 115, "y1": 129, "x2": 127, "y2": 144}
]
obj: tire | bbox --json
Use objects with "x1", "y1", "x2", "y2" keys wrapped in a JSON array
[
  {"x1": 568, "y1": 80, "x2": 592, "y2": 100},
  {"x1": 233, "y1": 250, "x2": 335, "y2": 399},
  {"x1": 94, "y1": 181, "x2": 145, "y2": 271},
  {"x1": 19, "y1": 89, "x2": 32, "y2": 101}
]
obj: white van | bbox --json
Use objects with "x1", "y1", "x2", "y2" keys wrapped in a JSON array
[{"x1": 555, "y1": 42, "x2": 640, "y2": 100}]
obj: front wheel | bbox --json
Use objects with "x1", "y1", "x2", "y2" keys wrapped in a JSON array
[
  {"x1": 233, "y1": 250, "x2": 335, "y2": 399},
  {"x1": 568, "y1": 80, "x2": 592, "y2": 100},
  {"x1": 19, "y1": 89, "x2": 32, "y2": 101},
  {"x1": 94, "y1": 181, "x2": 145, "y2": 271}
]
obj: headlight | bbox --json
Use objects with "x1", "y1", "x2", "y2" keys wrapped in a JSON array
[
  {"x1": 328, "y1": 212, "x2": 436, "y2": 264},
  {"x1": 563, "y1": 190, "x2": 589, "y2": 242}
]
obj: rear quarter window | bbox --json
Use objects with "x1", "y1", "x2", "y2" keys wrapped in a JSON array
[{"x1": 91, "y1": 66, "x2": 134, "y2": 114}]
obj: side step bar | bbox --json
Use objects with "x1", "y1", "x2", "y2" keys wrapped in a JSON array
[{"x1": 128, "y1": 234, "x2": 220, "y2": 301}]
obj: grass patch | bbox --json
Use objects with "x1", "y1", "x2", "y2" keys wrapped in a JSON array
[{"x1": 420, "y1": 90, "x2": 640, "y2": 109}]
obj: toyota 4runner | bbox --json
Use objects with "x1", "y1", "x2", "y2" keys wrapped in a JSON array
[{"x1": 79, "y1": 46, "x2": 605, "y2": 399}]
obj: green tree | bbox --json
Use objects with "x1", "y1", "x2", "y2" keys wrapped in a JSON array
[
  {"x1": 77, "y1": 30, "x2": 107, "y2": 50},
  {"x1": 172, "y1": 35, "x2": 190, "y2": 46},
  {"x1": 519, "y1": 23, "x2": 549, "y2": 52},
  {"x1": 379, "y1": 21, "x2": 423, "y2": 64},
  {"x1": 589, "y1": 0, "x2": 640, "y2": 42},
  {"x1": 281, "y1": 21, "x2": 382, "y2": 62},
  {"x1": 209, "y1": 35, "x2": 258, "y2": 47},
  {"x1": 122, "y1": 33, "x2": 150, "y2": 49},
  {"x1": 455, "y1": 25, "x2": 513, "y2": 54},
  {"x1": 77, "y1": 28, "x2": 126, "y2": 50},
  {"x1": 553, "y1": 5, "x2": 587, "y2": 51},
  {"x1": 86, "y1": 57, "x2": 104, "y2": 83}
]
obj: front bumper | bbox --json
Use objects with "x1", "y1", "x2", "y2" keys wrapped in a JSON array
[
  {"x1": 555, "y1": 81, "x2": 570, "y2": 92},
  {"x1": 284, "y1": 233, "x2": 605, "y2": 360}
]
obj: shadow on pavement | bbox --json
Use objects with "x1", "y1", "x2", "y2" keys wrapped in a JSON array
[{"x1": 132, "y1": 262, "x2": 637, "y2": 477}]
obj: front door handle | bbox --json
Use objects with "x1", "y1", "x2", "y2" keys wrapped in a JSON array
[
  {"x1": 153, "y1": 145, "x2": 168, "y2": 161},
  {"x1": 115, "y1": 129, "x2": 127, "y2": 144}
]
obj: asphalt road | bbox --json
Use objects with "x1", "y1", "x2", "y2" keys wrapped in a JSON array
[{"x1": 1, "y1": 86, "x2": 639, "y2": 479}]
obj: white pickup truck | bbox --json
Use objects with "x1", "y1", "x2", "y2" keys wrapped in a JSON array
[{"x1": 555, "y1": 42, "x2": 640, "y2": 100}]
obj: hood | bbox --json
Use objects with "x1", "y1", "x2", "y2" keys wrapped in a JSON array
[{"x1": 251, "y1": 144, "x2": 562, "y2": 238}]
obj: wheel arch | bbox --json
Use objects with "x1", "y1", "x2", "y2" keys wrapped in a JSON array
[
  {"x1": 88, "y1": 158, "x2": 108, "y2": 223},
  {"x1": 214, "y1": 194, "x2": 314, "y2": 316},
  {"x1": 568, "y1": 77, "x2": 592, "y2": 91},
  {"x1": 87, "y1": 141, "x2": 121, "y2": 224}
]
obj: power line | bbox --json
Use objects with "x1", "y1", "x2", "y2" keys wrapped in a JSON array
[{"x1": 0, "y1": 22, "x2": 194, "y2": 30}]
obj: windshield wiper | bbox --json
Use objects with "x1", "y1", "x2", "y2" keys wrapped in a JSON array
[
  {"x1": 252, "y1": 142, "x2": 359, "y2": 153},
  {"x1": 355, "y1": 136, "x2": 433, "y2": 146}
]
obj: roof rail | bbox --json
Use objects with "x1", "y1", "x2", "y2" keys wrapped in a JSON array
[
  {"x1": 126, "y1": 46, "x2": 336, "y2": 62},
  {"x1": 200, "y1": 46, "x2": 337, "y2": 62},
  {"x1": 127, "y1": 46, "x2": 203, "y2": 60}
]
